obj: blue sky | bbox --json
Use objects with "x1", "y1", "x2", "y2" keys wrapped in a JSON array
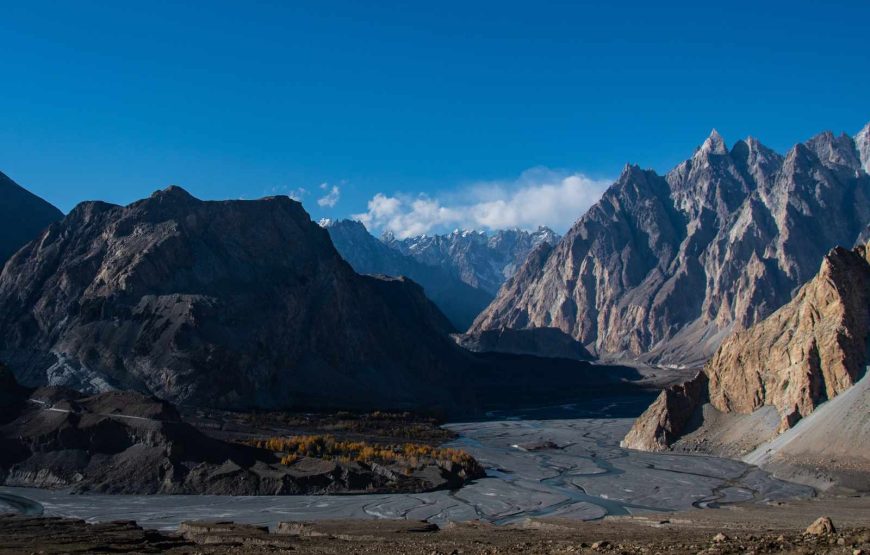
[{"x1": 1, "y1": 1, "x2": 868, "y2": 235}]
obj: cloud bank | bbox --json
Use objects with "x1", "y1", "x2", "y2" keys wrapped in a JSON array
[
  {"x1": 317, "y1": 183, "x2": 341, "y2": 207},
  {"x1": 354, "y1": 168, "x2": 612, "y2": 239}
]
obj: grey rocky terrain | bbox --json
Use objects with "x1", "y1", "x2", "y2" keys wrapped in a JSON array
[
  {"x1": 323, "y1": 219, "x2": 492, "y2": 329},
  {"x1": 472, "y1": 124, "x2": 870, "y2": 367},
  {"x1": 0, "y1": 171, "x2": 63, "y2": 267}
]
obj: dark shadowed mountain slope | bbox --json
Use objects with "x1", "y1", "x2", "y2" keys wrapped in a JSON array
[
  {"x1": 322, "y1": 219, "x2": 492, "y2": 330},
  {"x1": 472, "y1": 124, "x2": 870, "y2": 366},
  {"x1": 0, "y1": 187, "x2": 642, "y2": 414},
  {"x1": 384, "y1": 227, "x2": 560, "y2": 296},
  {"x1": 0, "y1": 368, "x2": 481, "y2": 494},
  {"x1": 0, "y1": 171, "x2": 63, "y2": 267},
  {"x1": 0, "y1": 187, "x2": 478, "y2": 411}
]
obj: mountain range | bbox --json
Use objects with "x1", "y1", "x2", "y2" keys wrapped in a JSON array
[
  {"x1": 322, "y1": 219, "x2": 492, "y2": 330},
  {"x1": 472, "y1": 123, "x2": 870, "y2": 366},
  {"x1": 383, "y1": 227, "x2": 560, "y2": 296},
  {"x1": 0, "y1": 186, "x2": 637, "y2": 414}
]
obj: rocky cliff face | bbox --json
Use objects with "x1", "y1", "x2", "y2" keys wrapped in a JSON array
[
  {"x1": 0, "y1": 187, "x2": 476, "y2": 411},
  {"x1": 472, "y1": 124, "x2": 870, "y2": 365},
  {"x1": 622, "y1": 242, "x2": 870, "y2": 455},
  {"x1": 705, "y1": 243, "x2": 870, "y2": 429},
  {"x1": 0, "y1": 171, "x2": 63, "y2": 267},
  {"x1": 323, "y1": 219, "x2": 493, "y2": 330},
  {"x1": 384, "y1": 227, "x2": 560, "y2": 296},
  {"x1": 856, "y1": 122, "x2": 870, "y2": 174}
]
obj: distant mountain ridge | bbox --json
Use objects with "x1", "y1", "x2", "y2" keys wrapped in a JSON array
[
  {"x1": 0, "y1": 171, "x2": 64, "y2": 267},
  {"x1": 383, "y1": 226, "x2": 560, "y2": 296},
  {"x1": 472, "y1": 123, "x2": 870, "y2": 366},
  {"x1": 322, "y1": 219, "x2": 493, "y2": 329}
]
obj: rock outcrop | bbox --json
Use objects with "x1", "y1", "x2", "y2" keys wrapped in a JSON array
[
  {"x1": 384, "y1": 227, "x2": 560, "y2": 295},
  {"x1": 0, "y1": 187, "x2": 476, "y2": 411},
  {"x1": 619, "y1": 372, "x2": 708, "y2": 452},
  {"x1": 0, "y1": 171, "x2": 63, "y2": 267},
  {"x1": 323, "y1": 219, "x2": 493, "y2": 329},
  {"x1": 472, "y1": 125, "x2": 870, "y2": 366},
  {"x1": 622, "y1": 243, "x2": 870, "y2": 488}
]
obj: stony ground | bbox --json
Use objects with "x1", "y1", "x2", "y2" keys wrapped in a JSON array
[{"x1": 1, "y1": 495, "x2": 867, "y2": 554}]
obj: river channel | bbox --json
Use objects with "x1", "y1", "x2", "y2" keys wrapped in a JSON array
[{"x1": 0, "y1": 396, "x2": 813, "y2": 530}]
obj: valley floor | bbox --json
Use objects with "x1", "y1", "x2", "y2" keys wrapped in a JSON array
[
  {"x1": 0, "y1": 396, "x2": 813, "y2": 528},
  {"x1": 5, "y1": 394, "x2": 868, "y2": 554}
]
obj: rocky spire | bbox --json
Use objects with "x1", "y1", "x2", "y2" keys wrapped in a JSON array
[
  {"x1": 697, "y1": 129, "x2": 728, "y2": 156},
  {"x1": 855, "y1": 121, "x2": 870, "y2": 174},
  {"x1": 805, "y1": 130, "x2": 863, "y2": 172}
]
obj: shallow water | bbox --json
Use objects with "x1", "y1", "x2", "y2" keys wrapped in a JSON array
[{"x1": 0, "y1": 396, "x2": 813, "y2": 530}]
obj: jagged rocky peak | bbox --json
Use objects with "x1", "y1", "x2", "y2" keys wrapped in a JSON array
[
  {"x1": 667, "y1": 128, "x2": 756, "y2": 226},
  {"x1": 698, "y1": 128, "x2": 728, "y2": 155},
  {"x1": 730, "y1": 136, "x2": 784, "y2": 188},
  {"x1": 321, "y1": 217, "x2": 366, "y2": 232},
  {"x1": 472, "y1": 122, "x2": 870, "y2": 366},
  {"x1": 805, "y1": 130, "x2": 863, "y2": 172}
]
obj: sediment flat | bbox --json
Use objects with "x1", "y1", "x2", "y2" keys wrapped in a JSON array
[{"x1": 0, "y1": 397, "x2": 814, "y2": 530}]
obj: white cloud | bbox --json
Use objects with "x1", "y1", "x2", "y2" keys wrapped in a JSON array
[
  {"x1": 353, "y1": 167, "x2": 612, "y2": 239},
  {"x1": 317, "y1": 183, "x2": 341, "y2": 208}
]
